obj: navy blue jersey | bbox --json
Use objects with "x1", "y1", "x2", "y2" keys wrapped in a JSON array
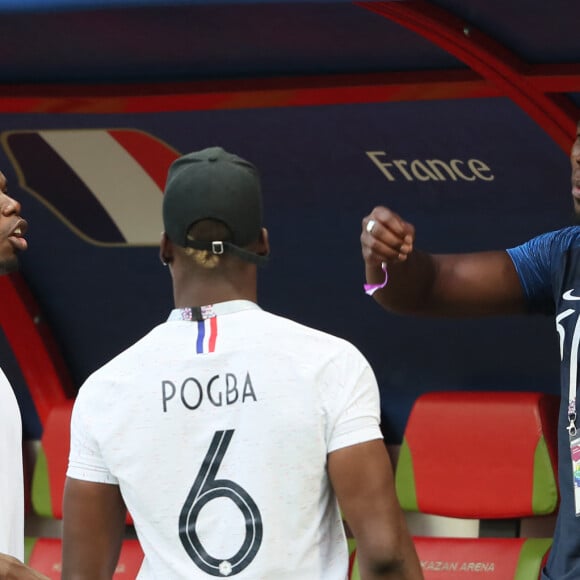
[{"x1": 508, "y1": 226, "x2": 580, "y2": 580}]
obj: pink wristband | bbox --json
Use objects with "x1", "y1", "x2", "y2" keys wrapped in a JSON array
[{"x1": 364, "y1": 262, "x2": 388, "y2": 296}]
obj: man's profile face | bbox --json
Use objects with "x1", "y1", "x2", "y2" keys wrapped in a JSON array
[{"x1": 0, "y1": 171, "x2": 28, "y2": 275}]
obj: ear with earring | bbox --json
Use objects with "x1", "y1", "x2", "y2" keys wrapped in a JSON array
[{"x1": 160, "y1": 232, "x2": 173, "y2": 267}]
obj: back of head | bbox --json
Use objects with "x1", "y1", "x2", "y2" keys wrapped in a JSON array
[{"x1": 163, "y1": 146, "x2": 268, "y2": 267}]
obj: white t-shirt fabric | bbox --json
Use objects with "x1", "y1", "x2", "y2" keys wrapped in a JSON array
[
  {"x1": 68, "y1": 300, "x2": 383, "y2": 579},
  {"x1": 0, "y1": 368, "x2": 24, "y2": 561}
]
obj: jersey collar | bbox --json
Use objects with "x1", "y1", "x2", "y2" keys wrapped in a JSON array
[{"x1": 167, "y1": 300, "x2": 260, "y2": 322}]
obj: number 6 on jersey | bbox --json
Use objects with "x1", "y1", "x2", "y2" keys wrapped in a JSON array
[{"x1": 179, "y1": 429, "x2": 263, "y2": 576}]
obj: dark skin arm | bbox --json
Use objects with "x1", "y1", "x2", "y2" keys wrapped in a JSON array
[
  {"x1": 62, "y1": 478, "x2": 127, "y2": 580},
  {"x1": 328, "y1": 440, "x2": 423, "y2": 580},
  {"x1": 361, "y1": 206, "x2": 526, "y2": 317},
  {"x1": 0, "y1": 555, "x2": 50, "y2": 580}
]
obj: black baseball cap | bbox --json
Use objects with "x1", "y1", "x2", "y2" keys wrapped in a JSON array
[{"x1": 162, "y1": 146, "x2": 267, "y2": 265}]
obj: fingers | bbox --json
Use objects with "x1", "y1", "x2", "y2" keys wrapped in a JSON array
[{"x1": 361, "y1": 206, "x2": 415, "y2": 265}]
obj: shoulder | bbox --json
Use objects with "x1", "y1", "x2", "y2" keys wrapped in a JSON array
[
  {"x1": 260, "y1": 310, "x2": 367, "y2": 361},
  {"x1": 529, "y1": 225, "x2": 580, "y2": 248},
  {"x1": 78, "y1": 323, "x2": 167, "y2": 392},
  {"x1": 509, "y1": 226, "x2": 580, "y2": 261}
]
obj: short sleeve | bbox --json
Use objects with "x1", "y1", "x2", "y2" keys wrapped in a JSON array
[
  {"x1": 507, "y1": 229, "x2": 562, "y2": 315},
  {"x1": 67, "y1": 389, "x2": 118, "y2": 484},
  {"x1": 326, "y1": 346, "x2": 383, "y2": 453}
]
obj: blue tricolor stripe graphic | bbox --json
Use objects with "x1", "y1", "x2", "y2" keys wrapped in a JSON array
[
  {"x1": 195, "y1": 318, "x2": 218, "y2": 354},
  {"x1": 2, "y1": 129, "x2": 179, "y2": 246},
  {"x1": 196, "y1": 320, "x2": 205, "y2": 354}
]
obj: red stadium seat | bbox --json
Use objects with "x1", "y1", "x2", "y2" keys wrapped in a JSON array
[
  {"x1": 25, "y1": 536, "x2": 144, "y2": 579},
  {"x1": 401, "y1": 391, "x2": 559, "y2": 579},
  {"x1": 31, "y1": 400, "x2": 75, "y2": 519},
  {"x1": 396, "y1": 391, "x2": 559, "y2": 519},
  {"x1": 412, "y1": 536, "x2": 552, "y2": 578},
  {"x1": 350, "y1": 391, "x2": 560, "y2": 579},
  {"x1": 31, "y1": 399, "x2": 134, "y2": 524},
  {"x1": 27, "y1": 400, "x2": 143, "y2": 576}
]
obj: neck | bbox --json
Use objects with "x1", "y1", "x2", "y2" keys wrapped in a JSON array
[
  {"x1": 167, "y1": 252, "x2": 259, "y2": 308},
  {"x1": 172, "y1": 272, "x2": 258, "y2": 309},
  {"x1": 173, "y1": 288, "x2": 256, "y2": 309}
]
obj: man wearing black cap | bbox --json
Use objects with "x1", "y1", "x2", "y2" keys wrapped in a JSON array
[{"x1": 62, "y1": 147, "x2": 421, "y2": 580}]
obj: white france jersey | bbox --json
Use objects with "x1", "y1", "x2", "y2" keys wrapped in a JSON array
[
  {"x1": 68, "y1": 300, "x2": 383, "y2": 579},
  {"x1": 0, "y1": 368, "x2": 24, "y2": 560}
]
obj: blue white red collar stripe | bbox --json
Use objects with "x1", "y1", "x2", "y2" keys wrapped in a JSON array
[
  {"x1": 196, "y1": 317, "x2": 218, "y2": 354},
  {"x1": 166, "y1": 301, "x2": 261, "y2": 354}
]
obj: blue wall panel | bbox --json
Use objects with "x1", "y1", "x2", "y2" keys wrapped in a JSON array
[{"x1": 0, "y1": 97, "x2": 571, "y2": 441}]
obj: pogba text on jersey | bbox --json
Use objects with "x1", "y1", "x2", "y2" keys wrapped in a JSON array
[{"x1": 161, "y1": 372, "x2": 258, "y2": 412}]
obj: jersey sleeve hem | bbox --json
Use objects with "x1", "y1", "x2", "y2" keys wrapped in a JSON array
[
  {"x1": 67, "y1": 462, "x2": 119, "y2": 485},
  {"x1": 328, "y1": 425, "x2": 383, "y2": 454}
]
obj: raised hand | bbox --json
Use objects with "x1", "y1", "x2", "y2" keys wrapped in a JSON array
[{"x1": 361, "y1": 206, "x2": 415, "y2": 266}]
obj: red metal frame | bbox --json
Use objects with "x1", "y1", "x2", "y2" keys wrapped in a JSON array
[
  {"x1": 0, "y1": 70, "x2": 498, "y2": 113},
  {"x1": 355, "y1": 0, "x2": 580, "y2": 153},
  {"x1": 0, "y1": 273, "x2": 72, "y2": 425},
  {"x1": 0, "y1": 63, "x2": 579, "y2": 118}
]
